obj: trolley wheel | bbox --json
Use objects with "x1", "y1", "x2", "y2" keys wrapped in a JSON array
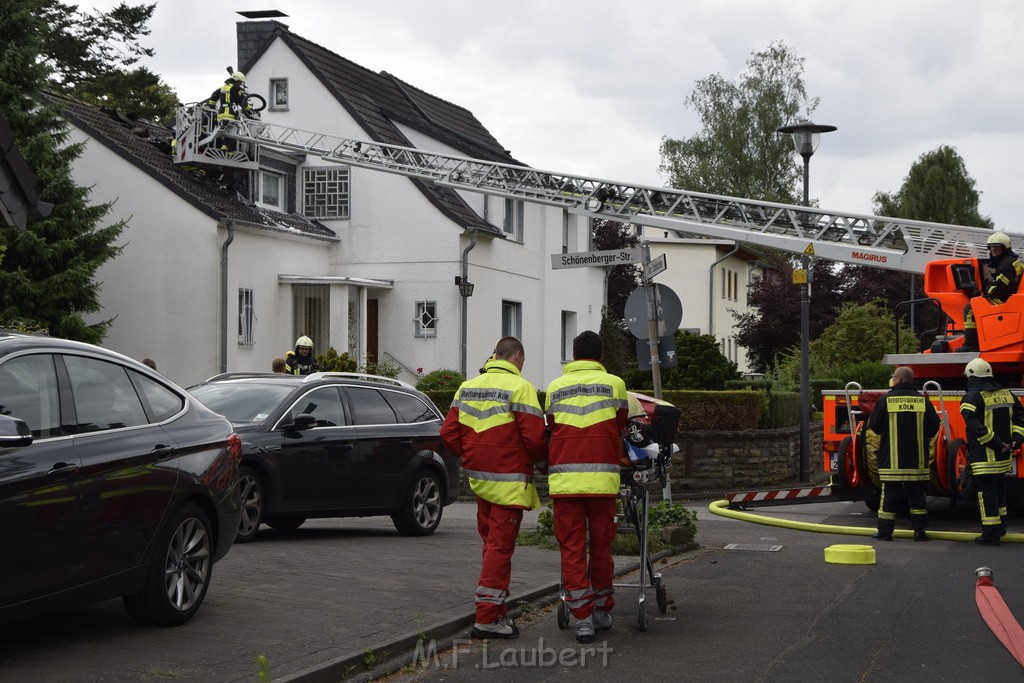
[
  {"x1": 637, "y1": 600, "x2": 648, "y2": 631},
  {"x1": 556, "y1": 599, "x2": 569, "y2": 629},
  {"x1": 655, "y1": 577, "x2": 668, "y2": 614}
]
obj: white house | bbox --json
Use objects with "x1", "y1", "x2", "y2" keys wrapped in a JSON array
[
  {"x1": 636, "y1": 229, "x2": 764, "y2": 375},
  {"x1": 57, "y1": 17, "x2": 606, "y2": 389}
]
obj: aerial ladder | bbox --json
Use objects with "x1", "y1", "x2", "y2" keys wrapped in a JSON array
[{"x1": 174, "y1": 103, "x2": 1024, "y2": 510}]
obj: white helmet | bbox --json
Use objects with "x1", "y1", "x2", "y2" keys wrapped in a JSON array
[
  {"x1": 987, "y1": 231, "x2": 1011, "y2": 249},
  {"x1": 965, "y1": 357, "x2": 993, "y2": 378},
  {"x1": 232, "y1": 71, "x2": 246, "y2": 83},
  {"x1": 295, "y1": 335, "x2": 313, "y2": 350}
]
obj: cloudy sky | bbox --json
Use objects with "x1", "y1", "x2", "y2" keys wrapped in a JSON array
[{"x1": 89, "y1": 0, "x2": 1023, "y2": 230}]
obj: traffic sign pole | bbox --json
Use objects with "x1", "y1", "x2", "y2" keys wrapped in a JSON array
[{"x1": 641, "y1": 241, "x2": 663, "y2": 399}]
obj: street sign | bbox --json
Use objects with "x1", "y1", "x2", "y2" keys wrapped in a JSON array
[
  {"x1": 550, "y1": 248, "x2": 643, "y2": 270},
  {"x1": 644, "y1": 253, "x2": 667, "y2": 280},
  {"x1": 623, "y1": 284, "x2": 683, "y2": 338}
]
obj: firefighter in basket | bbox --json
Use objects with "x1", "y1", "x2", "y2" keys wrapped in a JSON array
[
  {"x1": 960, "y1": 357, "x2": 1024, "y2": 545},
  {"x1": 866, "y1": 366, "x2": 939, "y2": 541},
  {"x1": 961, "y1": 231, "x2": 1024, "y2": 352}
]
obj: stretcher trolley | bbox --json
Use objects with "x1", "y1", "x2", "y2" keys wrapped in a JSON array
[{"x1": 556, "y1": 394, "x2": 682, "y2": 632}]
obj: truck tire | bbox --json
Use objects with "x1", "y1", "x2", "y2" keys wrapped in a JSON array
[
  {"x1": 946, "y1": 438, "x2": 970, "y2": 502},
  {"x1": 835, "y1": 436, "x2": 860, "y2": 492}
]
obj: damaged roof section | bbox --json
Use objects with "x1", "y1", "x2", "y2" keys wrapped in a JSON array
[
  {"x1": 40, "y1": 91, "x2": 337, "y2": 241},
  {"x1": 238, "y1": 20, "x2": 514, "y2": 237}
]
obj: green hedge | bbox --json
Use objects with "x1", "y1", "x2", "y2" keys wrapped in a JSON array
[{"x1": 426, "y1": 387, "x2": 802, "y2": 431}]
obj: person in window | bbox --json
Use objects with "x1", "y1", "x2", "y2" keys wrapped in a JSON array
[
  {"x1": 285, "y1": 336, "x2": 324, "y2": 376},
  {"x1": 961, "y1": 231, "x2": 1024, "y2": 352}
]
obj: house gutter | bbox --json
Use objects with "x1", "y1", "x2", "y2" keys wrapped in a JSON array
[
  {"x1": 219, "y1": 220, "x2": 235, "y2": 373},
  {"x1": 460, "y1": 229, "x2": 478, "y2": 377},
  {"x1": 709, "y1": 243, "x2": 740, "y2": 339}
]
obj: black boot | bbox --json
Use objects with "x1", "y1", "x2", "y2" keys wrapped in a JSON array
[
  {"x1": 873, "y1": 519, "x2": 895, "y2": 541},
  {"x1": 911, "y1": 515, "x2": 929, "y2": 542},
  {"x1": 961, "y1": 328, "x2": 979, "y2": 352},
  {"x1": 975, "y1": 527, "x2": 1001, "y2": 546}
]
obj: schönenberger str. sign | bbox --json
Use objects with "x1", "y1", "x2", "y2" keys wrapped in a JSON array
[{"x1": 550, "y1": 248, "x2": 643, "y2": 270}]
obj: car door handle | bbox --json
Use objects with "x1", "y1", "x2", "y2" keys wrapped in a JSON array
[
  {"x1": 151, "y1": 444, "x2": 176, "y2": 459},
  {"x1": 48, "y1": 462, "x2": 79, "y2": 478},
  {"x1": 400, "y1": 440, "x2": 414, "y2": 448}
]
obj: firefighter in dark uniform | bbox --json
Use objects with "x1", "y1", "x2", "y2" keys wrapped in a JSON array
[
  {"x1": 962, "y1": 231, "x2": 1024, "y2": 352},
  {"x1": 960, "y1": 357, "x2": 1024, "y2": 545},
  {"x1": 867, "y1": 366, "x2": 940, "y2": 541}
]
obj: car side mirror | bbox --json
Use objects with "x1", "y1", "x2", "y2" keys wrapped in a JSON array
[
  {"x1": 290, "y1": 413, "x2": 317, "y2": 431},
  {"x1": 0, "y1": 414, "x2": 33, "y2": 448}
]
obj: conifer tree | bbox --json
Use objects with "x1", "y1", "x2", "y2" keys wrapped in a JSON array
[{"x1": 0, "y1": 0, "x2": 144, "y2": 341}]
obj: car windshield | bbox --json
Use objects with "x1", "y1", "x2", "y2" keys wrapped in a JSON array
[{"x1": 190, "y1": 382, "x2": 295, "y2": 424}]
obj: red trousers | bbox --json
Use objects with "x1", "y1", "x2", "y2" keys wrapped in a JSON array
[
  {"x1": 553, "y1": 496, "x2": 617, "y2": 619},
  {"x1": 475, "y1": 497, "x2": 524, "y2": 624}
]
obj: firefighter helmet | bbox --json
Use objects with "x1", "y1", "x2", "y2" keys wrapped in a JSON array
[
  {"x1": 232, "y1": 71, "x2": 246, "y2": 83},
  {"x1": 987, "y1": 231, "x2": 1011, "y2": 249},
  {"x1": 965, "y1": 358, "x2": 993, "y2": 378},
  {"x1": 295, "y1": 335, "x2": 314, "y2": 350}
]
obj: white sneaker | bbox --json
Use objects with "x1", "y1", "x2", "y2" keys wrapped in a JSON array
[
  {"x1": 575, "y1": 616, "x2": 595, "y2": 644},
  {"x1": 593, "y1": 609, "x2": 613, "y2": 631},
  {"x1": 471, "y1": 615, "x2": 519, "y2": 639}
]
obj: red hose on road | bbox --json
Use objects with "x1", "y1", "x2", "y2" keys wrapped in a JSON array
[{"x1": 975, "y1": 567, "x2": 1024, "y2": 668}]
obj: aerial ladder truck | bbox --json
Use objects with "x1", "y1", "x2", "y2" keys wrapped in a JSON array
[{"x1": 174, "y1": 102, "x2": 1024, "y2": 511}]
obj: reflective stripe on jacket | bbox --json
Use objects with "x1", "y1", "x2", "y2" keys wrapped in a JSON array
[
  {"x1": 961, "y1": 378, "x2": 1024, "y2": 476},
  {"x1": 440, "y1": 359, "x2": 547, "y2": 509},
  {"x1": 867, "y1": 384, "x2": 939, "y2": 481},
  {"x1": 544, "y1": 360, "x2": 628, "y2": 496}
]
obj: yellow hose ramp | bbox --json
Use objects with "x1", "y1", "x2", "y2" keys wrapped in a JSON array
[{"x1": 708, "y1": 499, "x2": 1024, "y2": 543}]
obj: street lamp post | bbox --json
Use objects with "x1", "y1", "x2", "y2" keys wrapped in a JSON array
[{"x1": 776, "y1": 119, "x2": 837, "y2": 483}]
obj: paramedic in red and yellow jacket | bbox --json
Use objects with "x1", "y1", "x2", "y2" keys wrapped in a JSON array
[
  {"x1": 545, "y1": 330, "x2": 628, "y2": 643},
  {"x1": 440, "y1": 336, "x2": 547, "y2": 639}
]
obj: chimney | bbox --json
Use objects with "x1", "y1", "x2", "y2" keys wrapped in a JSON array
[{"x1": 236, "y1": 10, "x2": 289, "y2": 71}]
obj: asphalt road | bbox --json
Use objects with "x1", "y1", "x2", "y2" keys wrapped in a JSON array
[{"x1": 3, "y1": 498, "x2": 1023, "y2": 682}]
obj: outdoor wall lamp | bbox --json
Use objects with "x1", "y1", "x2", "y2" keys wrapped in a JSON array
[{"x1": 455, "y1": 275, "x2": 474, "y2": 298}]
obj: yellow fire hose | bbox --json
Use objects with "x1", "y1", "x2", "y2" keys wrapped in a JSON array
[{"x1": 708, "y1": 499, "x2": 1024, "y2": 543}]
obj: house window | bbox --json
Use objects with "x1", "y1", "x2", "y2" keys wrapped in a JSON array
[
  {"x1": 503, "y1": 198, "x2": 524, "y2": 241},
  {"x1": 238, "y1": 287, "x2": 255, "y2": 346},
  {"x1": 270, "y1": 78, "x2": 288, "y2": 110},
  {"x1": 501, "y1": 300, "x2": 522, "y2": 338},
  {"x1": 415, "y1": 301, "x2": 437, "y2": 337},
  {"x1": 303, "y1": 167, "x2": 350, "y2": 219},
  {"x1": 258, "y1": 170, "x2": 283, "y2": 210}
]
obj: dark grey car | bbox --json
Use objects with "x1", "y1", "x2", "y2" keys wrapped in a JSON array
[
  {"x1": 188, "y1": 372, "x2": 459, "y2": 542},
  {"x1": 0, "y1": 331, "x2": 242, "y2": 627}
]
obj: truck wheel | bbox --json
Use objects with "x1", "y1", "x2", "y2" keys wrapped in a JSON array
[
  {"x1": 946, "y1": 439, "x2": 970, "y2": 501},
  {"x1": 835, "y1": 436, "x2": 860, "y2": 492}
]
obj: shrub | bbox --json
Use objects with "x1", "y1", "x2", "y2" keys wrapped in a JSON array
[
  {"x1": 316, "y1": 347, "x2": 357, "y2": 372},
  {"x1": 361, "y1": 359, "x2": 399, "y2": 379},
  {"x1": 416, "y1": 368, "x2": 465, "y2": 392}
]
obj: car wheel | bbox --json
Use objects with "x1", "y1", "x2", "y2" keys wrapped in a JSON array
[
  {"x1": 266, "y1": 516, "x2": 306, "y2": 531},
  {"x1": 392, "y1": 470, "x2": 444, "y2": 536},
  {"x1": 236, "y1": 465, "x2": 265, "y2": 543},
  {"x1": 123, "y1": 501, "x2": 213, "y2": 626}
]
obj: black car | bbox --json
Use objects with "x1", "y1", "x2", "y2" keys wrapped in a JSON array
[
  {"x1": 0, "y1": 331, "x2": 242, "y2": 626},
  {"x1": 188, "y1": 372, "x2": 459, "y2": 542}
]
